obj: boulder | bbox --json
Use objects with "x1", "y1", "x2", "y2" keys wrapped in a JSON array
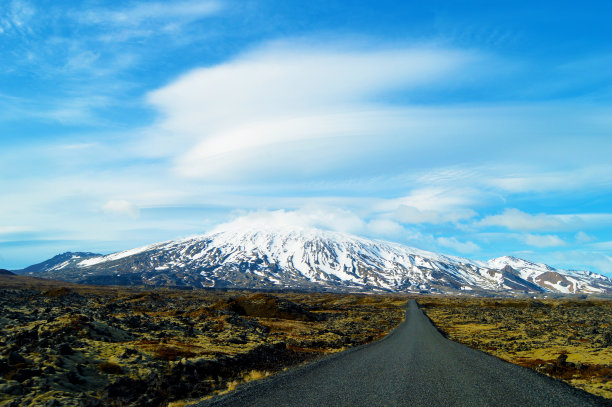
[{"x1": 8, "y1": 351, "x2": 26, "y2": 366}]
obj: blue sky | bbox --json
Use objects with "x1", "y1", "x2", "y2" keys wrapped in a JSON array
[{"x1": 1, "y1": 0, "x2": 612, "y2": 276}]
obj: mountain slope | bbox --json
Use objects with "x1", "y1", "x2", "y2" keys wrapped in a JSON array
[
  {"x1": 19, "y1": 252, "x2": 102, "y2": 274},
  {"x1": 16, "y1": 226, "x2": 612, "y2": 295}
]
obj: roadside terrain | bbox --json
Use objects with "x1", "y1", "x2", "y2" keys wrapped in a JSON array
[
  {"x1": 0, "y1": 275, "x2": 406, "y2": 406},
  {"x1": 419, "y1": 296, "x2": 612, "y2": 399},
  {"x1": 198, "y1": 300, "x2": 605, "y2": 407}
]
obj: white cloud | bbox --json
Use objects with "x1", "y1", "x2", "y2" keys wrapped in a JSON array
[
  {"x1": 0, "y1": 94, "x2": 114, "y2": 126},
  {"x1": 80, "y1": 1, "x2": 222, "y2": 26},
  {"x1": 400, "y1": 164, "x2": 612, "y2": 201},
  {"x1": 479, "y1": 209, "x2": 565, "y2": 231},
  {"x1": 391, "y1": 204, "x2": 477, "y2": 225},
  {"x1": 575, "y1": 231, "x2": 595, "y2": 244},
  {"x1": 523, "y1": 234, "x2": 566, "y2": 248},
  {"x1": 137, "y1": 38, "x2": 612, "y2": 188},
  {"x1": 102, "y1": 200, "x2": 140, "y2": 218},
  {"x1": 145, "y1": 42, "x2": 484, "y2": 179},
  {"x1": 149, "y1": 44, "x2": 476, "y2": 122},
  {"x1": 366, "y1": 219, "x2": 405, "y2": 237},
  {"x1": 64, "y1": 51, "x2": 101, "y2": 72},
  {"x1": 387, "y1": 187, "x2": 481, "y2": 214},
  {"x1": 478, "y1": 208, "x2": 612, "y2": 232},
  {"x1": 548, "y1": 251, "x2": 612, "y2": 275},
  {"x1": 58, "y1": 142, "x2": 99, "y2": 151},
  {"x1": 393, "y1": 206, "x2": 444, "y2": 224},
  {"x1": 591, "y1": 241, "x2": 612, "y2": 250},
  {"x1": 211, "y1": 208, "x2": 412, "y2": 241},
  {"x1": 371, "y1": 187, "x2": 480, "y2": 227},
  {"x1": 487, "y1": 165, "x2": 612, "y2": 193},
  {"x1": 213, "y1": 208, "x2": 367, "y2": 235},
  {"x1": 436, "y1": 237, "x2": 480, "y2": 253},
  {"x1": 0, "y1": 226, "x2": 35, "y2": 235},
  {"x1": 0, "y1": 0, "x2": 35, "y2": 34},
  {"x1": 74, "y1": 0, "x2": 223, "y2": 43}
]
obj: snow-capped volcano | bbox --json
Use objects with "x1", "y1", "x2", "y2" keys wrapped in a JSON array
[{"x1": 16, "y1": 224, "x2": 612, "y2": 295}]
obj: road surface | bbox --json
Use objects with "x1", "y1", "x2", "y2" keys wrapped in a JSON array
[{"x1": 199, "y1": 300, "x2": 609, "y2": 406}]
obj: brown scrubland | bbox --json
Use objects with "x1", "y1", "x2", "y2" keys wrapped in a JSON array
[{"x1": 419, "y1": 296, "x2": 612, "y2": 399}]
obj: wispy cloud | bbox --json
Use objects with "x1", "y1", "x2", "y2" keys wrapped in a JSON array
[
  {"x1": 0, "y1": 1, "x2": 224, "y2": 134},
  {"x1": 485, "y1": 165, "x2": 612, "y2": 193},
  {"x1": 575, "y1": 231, "x2": 595, "y2": 244},
  {"x1": 0, "y1": 0, "x2": 35, "y2": 35},
  {"x1": 0, "y1": 226, "x2": 36, "y2": 235},
  {"x1": 79, "y1": 1, "x2": 223, "y2": 26},
  {"x1": 63, "y1": 50, "x2": 101, "y2": 73},
  {"x1": 77, "y1": 0, "x2": 223, "y2": 42},
  {"x1": 366, "y1": 219, "x2": 406, "y2": 238},
  {"x1": 0, "y1": 94, "x2": 113, "y2": 125},
  {"x1": 479, "y1": 209, "x2": 566, "y2": 231},
  {"x1": 548, "y1": 251, "x2": 612, "y2": 274},
  {"x1": 478, "y1": 208, "x2": 612, "y2": 232},
  {"x1": 591, "y1": 241, "x2": 612, "y2": 250},
  {"x1": 211, "y1": 208, "x2": 416, "y2": 242},
  {"x1": 377, "y1": 187, "x2": 481, "y2": 225},
  {"x1": 140, "y1": 39, "x2": 612, "y2": 188},
  {"x1": 146, "y1": 41, "x2": 486, "y2": 179},
  {"x1": 437, "y1": 237, "x2": 480, "y2": 253},
  {"x1": 523, "y1": 234, "x2": 566, "y2": 248},
  {"x1": 102, "y1": 200, "x2": 140, "y2": 218},
  {"x1": 211, "y1": 208, "x2": 366, "y2": 235}
]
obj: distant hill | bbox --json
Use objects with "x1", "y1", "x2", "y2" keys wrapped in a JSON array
[
  {"x1": 0, "y1": 269, "x2": 15, "y2": 275},
  {"x1": 16, "y1": 252, "x2": 102, "y2": 275}
]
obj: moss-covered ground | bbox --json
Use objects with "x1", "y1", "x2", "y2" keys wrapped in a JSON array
[
  {"x1": 419, "y1": 297, "x2": 612, "y2": 399},
  {"x1": 0, "y1": 275, "x2": 406, "y2": 406}
]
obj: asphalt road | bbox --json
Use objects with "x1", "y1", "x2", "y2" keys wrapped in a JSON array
[{"x1": 199, "y1": 300, "x2": 609, "y2": 407}]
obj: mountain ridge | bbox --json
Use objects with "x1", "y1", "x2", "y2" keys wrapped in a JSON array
[{"x1": 14, "y1": 225, "x2": 612, "y2": 295}]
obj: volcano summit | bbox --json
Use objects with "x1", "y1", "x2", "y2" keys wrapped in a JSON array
[{"x1": 16, "y1": 224, "x2": 612, "y2": 295}]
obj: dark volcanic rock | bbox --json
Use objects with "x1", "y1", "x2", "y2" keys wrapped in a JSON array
[
  {"x1": 556, "y1": 353, "x2": 568, "y2": 367},
  {"x1": 0, "y1": 282, "x2": 406, "y2": 407},
  {"x1": 57, "y1": 343, "x2": 73, "y2": 355},
  {"x1": 218, "y1": 294, "x2": 320, "y2": 321},
  {"x1": 8, "y1": 351, "x2": 26, "y2": 366},
  {"x1": 103, "y1": 377, "x2": 149, "y2": 404},
  {"x1": 603, "y1": 331, "x2": 612, "y2": 347}
]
